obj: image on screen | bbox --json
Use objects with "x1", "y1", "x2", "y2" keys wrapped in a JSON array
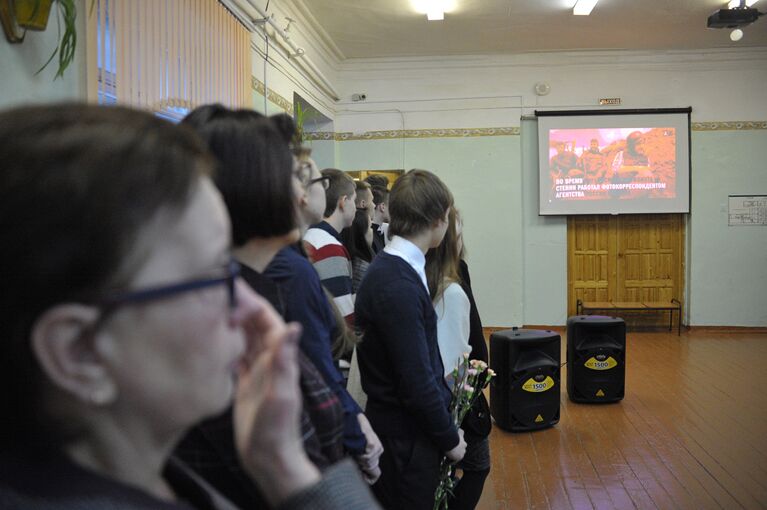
[
  {"x1": 547, "y1": 127, "x2": 676, "y2": 201},
  {"x1": 537, "y1": 112, "x2": 690, "y2": 215}
]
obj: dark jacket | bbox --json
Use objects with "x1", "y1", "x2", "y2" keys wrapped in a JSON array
[
  {"x1": 264, "y1": 244, "x2": 366, "y2": 455},
  {"x1": 0, "y1": 452, "x2": 378, "y2": 510},
  {"x1": 355, "y1": 252, "x2": 459, "y2": 452},
  {"x1": 370, "y1": 224, "x2": 385, "y2": 254}
]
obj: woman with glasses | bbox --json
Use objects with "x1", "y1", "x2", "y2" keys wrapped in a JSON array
[{"x1": 0, "y1": 104, "x2": 377, "y2": 509}]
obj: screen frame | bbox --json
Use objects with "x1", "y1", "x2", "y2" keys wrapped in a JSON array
[{"x1": 535, "y1": 108, "x2": 692, "y2": 216}]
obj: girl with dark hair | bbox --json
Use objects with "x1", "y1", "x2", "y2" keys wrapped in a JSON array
[
  {"x1": 341, "y1": 208, "x2": 376, "y2": 293},
  {"x1": 174, "y1": 104, "x2": 351, "y2": 508},
  {"x1": 0, "y1": 103, "x2": 377, "y2": 509}
]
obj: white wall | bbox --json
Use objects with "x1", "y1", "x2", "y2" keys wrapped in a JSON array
[
  {"x1": 335, "y1": 49, "x2": 767, "y2": 126},
  {"x1": 331, "y1": 48, "x2": 767, "y2": 327},
  {"x1": 0, "y1": 0, "x2": 87, "y2": 108},
  {"x1": 689, "y1": 129, "x2": 767, "y2": 326},
  {"x1": 232, "y1": 0, "x2": 340, "y2": 118}
]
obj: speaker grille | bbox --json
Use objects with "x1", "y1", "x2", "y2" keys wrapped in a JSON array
[
  {"x1": 567, "y1": 316, "x2": 626, "y2": 404},
  {"x1": 490, "y1": 328, "x2": 561, "y2": 431}
]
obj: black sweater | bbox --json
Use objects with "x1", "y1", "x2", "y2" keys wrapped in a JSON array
[{"x1": 355, "y1": 252, "x2": 459, "y2": 452}]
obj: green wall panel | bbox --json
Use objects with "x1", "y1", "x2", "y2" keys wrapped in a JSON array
[
  {"x1": 338, "y1": 136, "x2": 524, "y2": 327},
  {"x1": 689, "y1": 130, "x2": 767, "y2": 326}
]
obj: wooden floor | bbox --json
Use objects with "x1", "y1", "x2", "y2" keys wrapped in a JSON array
[{"x1": 476, "y1": 330, "x2": 767, "y2": 510}]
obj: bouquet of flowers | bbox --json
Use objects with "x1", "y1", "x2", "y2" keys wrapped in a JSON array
[{"x1": 433, "y1": 353, "x2": 496, "y2": 510}]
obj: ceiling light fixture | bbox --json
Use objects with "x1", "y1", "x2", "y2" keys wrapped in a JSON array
[
  {"x1": 412, "y1": 0, "x2": 455, "y2": 21},
  {"x1": 573, "y1": 0, "x2": 599, "y2": 15},
  {"x1": 730, "y1": 28, "x2": 744, "y2": 40},
  {"x1": 728, "y1": 0, "x2": 759, "y2": 8},
  {"x1": 427, "y1": 10, "x2": 445, "y2": 20}
]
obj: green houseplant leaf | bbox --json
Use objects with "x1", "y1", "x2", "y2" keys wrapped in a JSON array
[{"x1": 34, "y1": 0, "x2": 77, "y2": 79}]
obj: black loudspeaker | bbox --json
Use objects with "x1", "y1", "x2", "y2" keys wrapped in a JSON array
[
  {"x1": 489, "y1": 328, "x2": 560, "y2": 432},
  {"x1": 567, "y1": 315, "x2": 626, "y2": 403}
]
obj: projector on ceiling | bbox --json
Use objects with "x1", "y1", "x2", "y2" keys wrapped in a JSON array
[{"x1": 707, "y1": 7, "x2": 761, "y2": 28}]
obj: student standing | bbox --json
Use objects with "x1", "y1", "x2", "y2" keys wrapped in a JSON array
[
  {"x1": 356, "y1": 169, "x2": 466, "y2": 509},
  {"x1": 303, "y1": 169, "x2": 357, "y2": 328},
  {"x1": 265, "y1": 159, "x2": 383, "y2": 484},
  {"x1": 426, "y1": 207, "x2": 491, "y2": 510}
]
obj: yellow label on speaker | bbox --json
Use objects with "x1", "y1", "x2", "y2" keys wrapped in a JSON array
[
  {"x1": 522, "y1": 376, "x2": 555, "y2": 393},
  {"x1": 535, "y1": 414, "x2": 544, "y2": 423},
  {"x1": 596, "y1": 389, "x2": 605, "y2": 397},
  {"x1": 584, "y1": 356, "x2": 617, "y2": 370}
]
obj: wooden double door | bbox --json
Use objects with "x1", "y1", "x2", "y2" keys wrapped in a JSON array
[{"x1": 567, "y1": 214, "x2": 685, "y2": 321}]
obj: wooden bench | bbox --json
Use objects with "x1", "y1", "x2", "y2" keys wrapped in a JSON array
[{"x1": 576, "y1": 299, "x2": 682, "y2": 335}]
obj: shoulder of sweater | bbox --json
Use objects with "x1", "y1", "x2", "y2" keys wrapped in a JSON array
[
  {"x1": 268, "y1": 248, "x2": 319, "y2": 282},
  {"x1": 366, "y1": 253, "x2": 423, "y2": 286},
  {"x1": 304, "y1": 227, "x2": 341, "y2": 249},
  {"x1": 442, "y1": 281, "x2": 470, "y2": 302}
]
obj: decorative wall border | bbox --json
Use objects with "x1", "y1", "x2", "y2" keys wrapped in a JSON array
[
  {"x1": 305, "y1": 126, "x2": 521, "y2": 141},
  {"x1": 245, "y1": 84, "x2": 767, "y2": 139},
  {"x1": 251, "y1": 77, "x2": 294, "y2": 115},
  {"x1": 303, "y1": 122, "x2": 767, "y2": 142},
  {"x1": 691, "y1": 121, "x2": 767, "y2": 131}
]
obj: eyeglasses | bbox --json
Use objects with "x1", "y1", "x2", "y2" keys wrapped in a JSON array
[
  {"x1": 307, "y1": 175, "x2": 331, "y2": 190},
  {"x1": 98, "y1": 259, "x2": 241, "y2": 311}
]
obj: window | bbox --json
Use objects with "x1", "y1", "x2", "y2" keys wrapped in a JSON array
[{"x1": 93, "y1": 0, "x2": 251, "y2": 113}]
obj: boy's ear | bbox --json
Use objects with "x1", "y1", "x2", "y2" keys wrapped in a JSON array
[{"x1": 337, "y1": 195, "x2": 348, "y2": 212}]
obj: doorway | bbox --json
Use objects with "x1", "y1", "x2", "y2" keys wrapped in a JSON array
[{"x1": 567, "y1": 214, "x2": 685, "y2": 326}]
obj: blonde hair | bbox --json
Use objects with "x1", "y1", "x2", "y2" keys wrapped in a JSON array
[{"x1": 425, "y1": 206, "x2": 462, "y2": 303}]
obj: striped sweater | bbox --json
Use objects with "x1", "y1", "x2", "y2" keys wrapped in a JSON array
[{"x1": 303, "y1": 221, "x2": 355, "y2": 327}]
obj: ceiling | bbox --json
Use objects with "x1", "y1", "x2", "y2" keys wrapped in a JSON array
[{"x1": 293, "y1": 0, "x2": 767, "y2": 59}]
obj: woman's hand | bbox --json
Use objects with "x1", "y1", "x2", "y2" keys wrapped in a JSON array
[{"x1": 231, "y1": 285, "x2": 320, "y2": 505}]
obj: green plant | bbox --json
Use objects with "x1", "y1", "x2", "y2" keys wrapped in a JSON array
[
  {"x1": 293, "y1": 101, "x2": 319, "y2": 146},
  {"x1": 35, "y1": 0, "x2": 78, "y2": 79},
  {"x1": 7, "y1": 0, "x2": 88, "y2": 79},
  {"x1": 293, "y1": 101, "x2": 307, "y2": 146}
]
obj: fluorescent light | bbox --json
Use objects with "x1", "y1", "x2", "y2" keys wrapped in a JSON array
[
  {"x1": 573, "y1": 0, "x2": 599, "y2": 15},
  {"x1": 411, "y1": 0, "x2": 456, "y2": 20},
  {"x1": 728, "y1": 0, "x2": 759, "y2": 7}
]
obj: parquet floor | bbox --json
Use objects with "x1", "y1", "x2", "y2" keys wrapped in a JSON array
[{"x1": 476, "y1": 330, "x2": 767, "y2": 510}]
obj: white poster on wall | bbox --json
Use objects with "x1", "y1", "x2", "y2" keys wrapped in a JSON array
[{"x1": 728, "y1": 195, "x2": 767, "y2": 226}]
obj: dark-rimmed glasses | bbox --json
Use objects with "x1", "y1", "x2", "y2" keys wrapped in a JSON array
[
  {"x1": 307, "y1": 175, "x2": 331, "y2": 190},
  {"x1": 98, "y1": 259, "x2": 241, "y2": 311}
]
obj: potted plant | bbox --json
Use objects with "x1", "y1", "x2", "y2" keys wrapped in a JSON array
[
  {"x1": 293, "y1": 101, "x2": 321, "y2": 147},
  {"x1": 1, "y1": 0, "x2": 79, "y2": 79}
]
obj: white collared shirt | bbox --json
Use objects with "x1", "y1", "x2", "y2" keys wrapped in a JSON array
[{"x1": 384, "y1": 235, "x2": 429, "y2": 293}]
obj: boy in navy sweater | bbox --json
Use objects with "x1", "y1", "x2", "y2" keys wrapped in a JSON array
[
  {"x1": 266, "y1": 157, "x2": 383, "y2": 484},
  {"x1": 356, "y1": 169, "x2": 467, "y2": 509}
]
